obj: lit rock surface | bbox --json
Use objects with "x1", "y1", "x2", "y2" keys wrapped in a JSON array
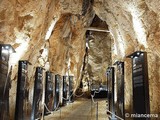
[
  {"x1": 87, "y1": 31, "x2": 111, "y2": 84},
  {"x1": 0, "y1": 0, "x2": 160, "y2": 119},
  {"x1": 0, "y1": 0, "x2": 94, "y2": 118},
  {"x1": 93, "y1": 0, "x2": 160, "y2": 116}
]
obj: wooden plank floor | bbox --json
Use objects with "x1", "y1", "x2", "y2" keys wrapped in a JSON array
[{"x1": 44, "y1": 98, "x2": 109, "y2": 120}]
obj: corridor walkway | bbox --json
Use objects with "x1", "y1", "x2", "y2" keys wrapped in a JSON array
[{"x1": 44, "y1": 98, "x2": 109, "y2": 120}]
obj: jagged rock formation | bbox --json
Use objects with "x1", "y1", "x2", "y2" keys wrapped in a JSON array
[
  {"x1": 93, "y1": 0, "x2": 160, "y2": 116},
  {"x1": 0, "y1": 0, "x2": 160, "y2": 119},
  {"x1": 0, "y1": 0, "x2": 94, "y2": 118}
]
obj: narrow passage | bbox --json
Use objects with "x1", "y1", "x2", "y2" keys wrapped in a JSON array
[{"x1": 45, "y1": 98, "x2": 109, "y2": 120}]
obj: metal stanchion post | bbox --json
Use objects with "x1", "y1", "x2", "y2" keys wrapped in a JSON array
[
  {"x1": 96, "y1": 102, "x2": 98, "y2": 120},
  {"x1": 91, "y1": 98, "x2": 92, "y2": 118},
  {"x1": 60, "y1": 108, "x2": 61, "y2": 119}
]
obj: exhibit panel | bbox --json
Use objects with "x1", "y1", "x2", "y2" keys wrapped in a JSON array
[
  {"x1": 31, "y1": 67, "x2": 43, "y2": 120},
  {"x1": 44, "y1": 71, "x2": 54, "y2": 115},
  {"x1": 15, "y1": 61, "x2": 30, "y2": 120},
  {"x1": 53, "y1": 74, "x2": 60, "y2": 110},
  {"x1": 69, "y1": 76, "x2": 74, "y2": 102},
  {"x1": 127, "y1": 51, "x2": 150, "y2": 120},
  {"x1": 62, "y1": 76, "x2": 67, "y2": 105},
  {"x1": 114, "y1": 61, "x2": 125, "y2": 119},
  {"x1": 0, "y1": 44, "x2": 15, "y2": 120},
  {"x1": 107, "y1": 67, "x2": 117, "y2": 120},
  {"x1": 59, "y1": 75, "x2": 63, "y2": 106}
]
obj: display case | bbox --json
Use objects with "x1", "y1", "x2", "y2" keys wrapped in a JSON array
[
  {"x1": 15, "y1": 60, "x2": 31, "y2": 120},
  {"x1": 68, "y1": 76, "x2": 74, "y2": 102},
  {"x1": 107, "y1": 67, "x2": 117, "y2": 120},
  {"x1": 53, "y1": 74, "x2": 60, "y2": 110},
  {"x1": 127, "y1": 51, "x2": 150, "y2": 120},
  {"x1": 114, "y1": 61, "x2": 125, "y2": 119},
  {"x1": 0, "y1": 44, "x2": 15, "y2": 120},
  {"x1": 62, "y1": 76, "x2": 67, "y2": 105},
  {"x1": 44, "y1": 71, "x2": 54, "y2": 115},
  {"x1": 31, "y1": 67, "x2": 43, "y2": 120}
]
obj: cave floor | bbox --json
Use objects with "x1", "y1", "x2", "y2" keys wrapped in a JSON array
[{"x1": 44, "y1": 98, "x2": 109, "y2": 120}]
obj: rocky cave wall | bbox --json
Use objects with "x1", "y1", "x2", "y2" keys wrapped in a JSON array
[
  {"x1": 93, "y1": 0, "x2": 160, "y2": 117},
  {"x1": 0, "y1": 0, "x2": 94, "y2": 119},
  {"x1": 0, "y1": 0, "x2": 160, "y2": 119},
  {"x1": 87, "y1": 31, "x2": 111, "y2": 85},
  {"x1": 81, "y1": 15, "x2": 112, "y2": 90}
]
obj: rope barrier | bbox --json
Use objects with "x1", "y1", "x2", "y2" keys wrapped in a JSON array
[
  {"x1": 91, "y1": 91, "x2": 100, "y2": 104},
  {"x1": 106, "y1": 109, "x2": 124, "y2": 120},
  {"x1": 44, "y1": 103, "x2": 53, "y2": 114},
  {"x1": 43, "y1": 89, "x2": 124, "y2": 120},
  {"x1": 62, "y1": 97, "x2": 68, "y2": 101},
  {"x1": 74, "y1": 92, "x2": 85, "y2": 98},
  {"x1": 54, "y1": 101, "x2": 60, "y2": 111},
  {"x1": 43, "y1": 100, "x2": 60, "y2": 115}
]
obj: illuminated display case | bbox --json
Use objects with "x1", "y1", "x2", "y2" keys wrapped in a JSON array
[
  {"x1": 0, "y1": 44, "x2": 15, "y2": 120},
  {"x1": 127, "y1": 51, "x2": 150, "y2": 120}
]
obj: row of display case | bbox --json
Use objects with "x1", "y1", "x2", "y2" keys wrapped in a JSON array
[
  {"x1": 106, "y1": 51, "x2": 150, "y2": 120},
  {"x1": 15, "y1": 61, "x2": 74, "y2": 120},
  {"x1": 0, "y1": 44, "x2": 74, "y2": 120}
]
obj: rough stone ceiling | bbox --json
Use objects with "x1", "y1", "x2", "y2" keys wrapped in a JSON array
[{"x1": 0, "y1": 0, "x2": 160, "y2": 117}]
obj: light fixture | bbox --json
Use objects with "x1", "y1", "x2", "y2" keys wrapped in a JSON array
[
  {"x1": 131, "y1": 56, "x2": 134, "y2": 59},
  {"x1": 137, "y1": 52, "x2": 140, "y2": 56},
  {"x1": 0, "y1": 44, "x2": 16, "y2": 61},
  {"x1": 126, "y1": 51, "x2": 144, "y2": 59},
  {"x1": 0, "y1": 44, "x2": 16, "y2": 54},
  {"x1": 134, "y1": 56, "x2": 138, "y2": 59}
]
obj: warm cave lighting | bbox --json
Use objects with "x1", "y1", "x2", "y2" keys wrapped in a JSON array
[
  {"x1": 44, "y1": 61, "x2": 50, "y2": 70},
  {"x1": 40, "y1": 47, "x2": 49, "y2": 64},
  {"x1": 45, "y1": 17, "x2": 59, "y2": 40},
  {"x1": 117, "y1": 33, "x2": 125, "y2": 57},
  {"x1": 86, "y1": 42, "x2": 89, "y2": 48},
  {"x1": 128, "y1": 6, "x2": 148, "y2": 48},
  {"x1": 0, "y1": 44, "x2": 15, "y2": 61},
  {"x1": 110, "y1": 30, "x2": 125, "y2": 57},
  {"x1": 9, "y1": 40, "x2": 29, "y2": 66},
  {"x1": 132, "y1": 16, "x2": 148, "y2": 48}
]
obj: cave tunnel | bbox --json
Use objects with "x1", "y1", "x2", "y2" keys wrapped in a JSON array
[{"x1": 0, "y1": 0, "x2": 160, "y2": 120}]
